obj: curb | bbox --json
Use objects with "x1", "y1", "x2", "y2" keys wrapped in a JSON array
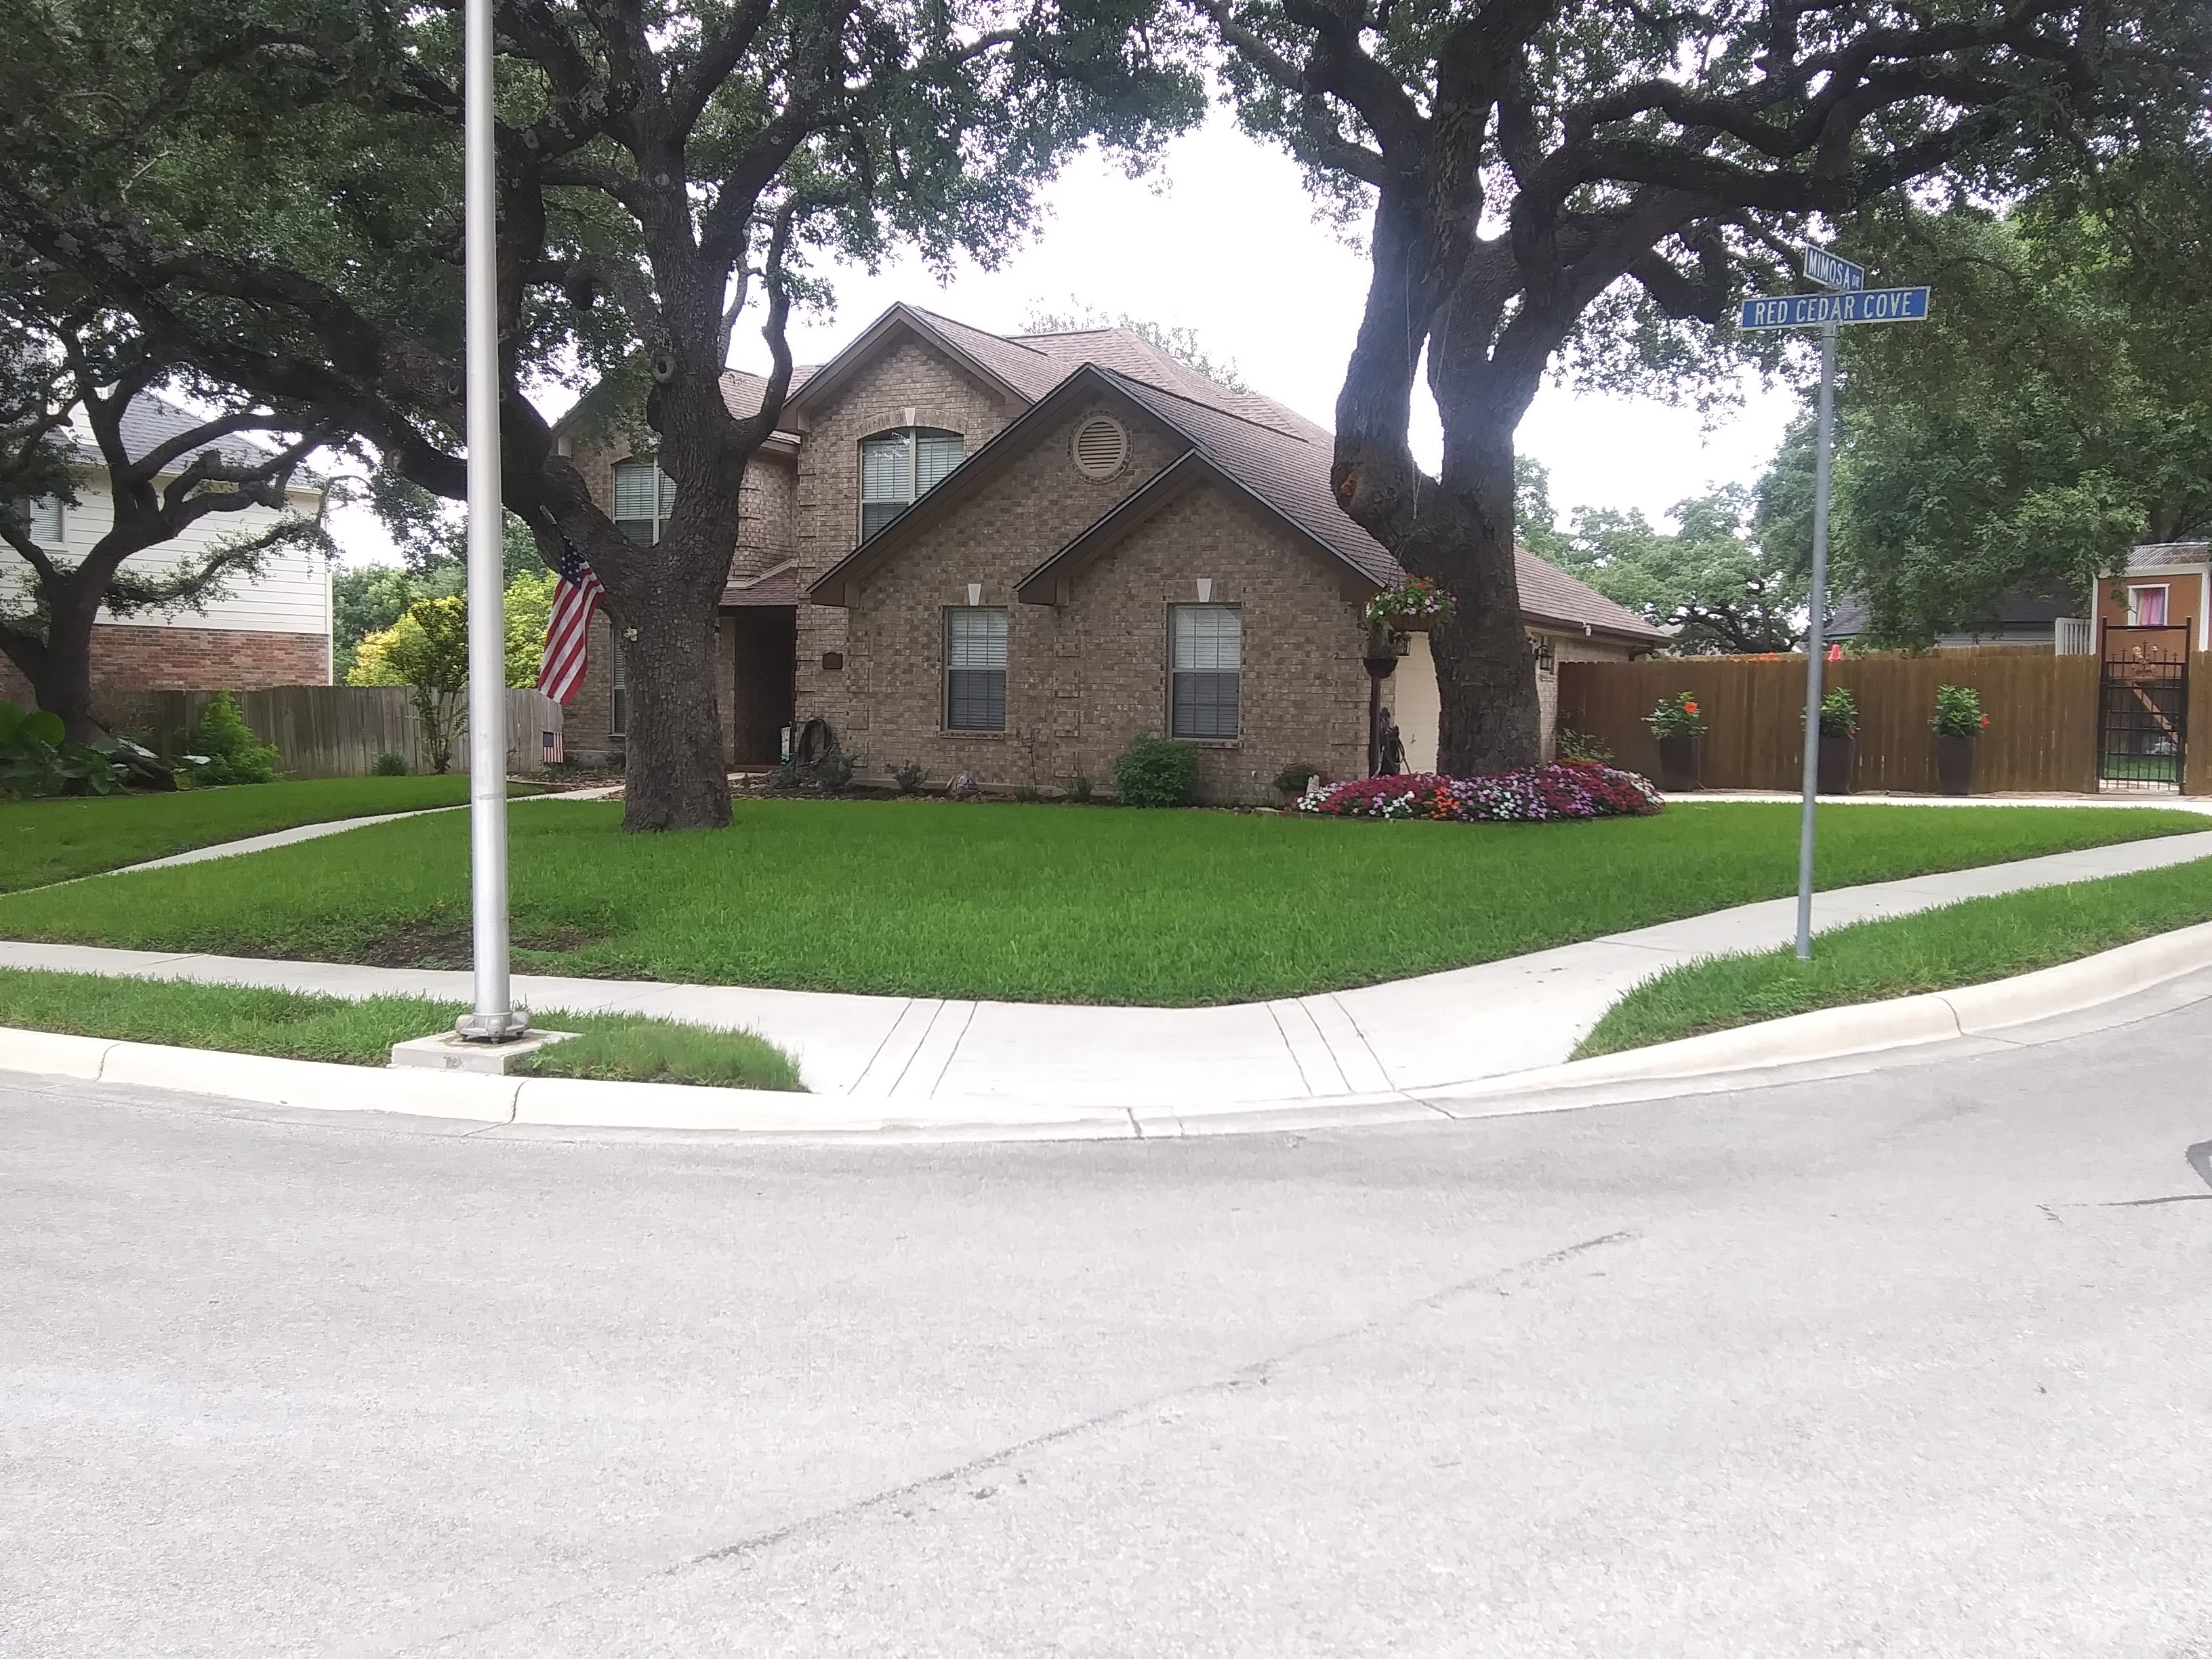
[{"x1": 7, "y1": 919, "x2": 2212, "y2": 1140}]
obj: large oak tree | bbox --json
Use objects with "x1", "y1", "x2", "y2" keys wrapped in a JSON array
[
  {"x1": 2, "y1": 0, "x2": 1203, "y2": 827},
  {"x1": 1198, "y1": 0, "x2": 2209, "y2": 773}
]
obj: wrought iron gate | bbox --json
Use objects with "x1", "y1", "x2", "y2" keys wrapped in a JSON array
[{"x1": 2099, "y1": 623, "x2": 2191, "y2": 792}]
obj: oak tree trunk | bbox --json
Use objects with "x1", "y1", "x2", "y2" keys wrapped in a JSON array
[
  {"x1": 11, "y1": 582, "x2": 105, "y2": 744},
  {"x1": 1428, "y1": 424, "x2": 1541, "y2": 775},
  {"x1": 609, "y1": 543, "x2": 731, "y2": 833}
]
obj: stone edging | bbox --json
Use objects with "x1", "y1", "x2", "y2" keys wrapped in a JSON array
[{"x1": 8, "y1": 919, "x2": 2211, "y2": 1141}]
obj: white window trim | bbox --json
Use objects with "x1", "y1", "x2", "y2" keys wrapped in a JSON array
[
  {"x1": 612, "y1": 459, "x2": 675, "y2": 545},
  {"x1": 2127, "y1": 583, "x2": 2171, "y2": 627}
]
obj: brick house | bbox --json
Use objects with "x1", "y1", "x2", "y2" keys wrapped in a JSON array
[
  {"x1": 2, "y1": 392, "x2": 332, "y2": 723},
  {"x1": 557, "y1": 304, "x2": 1666, "y2": 798}
]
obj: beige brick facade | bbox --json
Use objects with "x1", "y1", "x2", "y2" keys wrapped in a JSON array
[
  {"x1": 791, "y1": 338, "x2": 1019, "y2": 744},
  {"x1": 549, "y1": 308, "x2": 1665, "y2": 785}
]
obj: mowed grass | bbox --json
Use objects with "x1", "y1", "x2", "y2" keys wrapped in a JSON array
[
  {"x1": 0, "y1": 967, "x2": 802, "y2": 1090},
  {"x1": 1577, "y1": 855, "x2": 2212, "y2": 1057},
  {"x1": 0, "y1": 776, "x2": 539, "y2": 892},
  {"x1": 1, "y1": 797, "x2": 2203, "y2": 1005}
]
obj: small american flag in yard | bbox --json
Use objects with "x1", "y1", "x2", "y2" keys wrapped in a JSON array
[{"x1": 537, "y1": 531, "x2": 605, "y2": 705}]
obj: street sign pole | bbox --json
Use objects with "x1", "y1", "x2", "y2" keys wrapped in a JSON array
[
  {"x1": 455, "y1": 0, "x2": 525, "y2": 1043},
  {"x1": 1794, "y1": 319, "x2": 1838, "y2": 961},
  {"x1": 1738, "y1": 251, "x2": 1927, "y2": 961}
]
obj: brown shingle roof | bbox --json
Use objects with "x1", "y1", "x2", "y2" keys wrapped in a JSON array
[{"x1": 768, "y1": 302, "x2": 1668, "y2": 644}]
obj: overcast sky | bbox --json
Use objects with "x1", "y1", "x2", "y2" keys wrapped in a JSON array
[{"x1": 329, "y1": 112, "x2": 1803, "y2": 567}]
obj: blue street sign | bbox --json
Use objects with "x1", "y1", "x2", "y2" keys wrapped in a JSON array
[
  {"x1": 1802, "y1": 246, "x2": 1865, "y2": 291},
  {"x1": 1738, "y1": 287, "x2": 1930, "y2": 329}
]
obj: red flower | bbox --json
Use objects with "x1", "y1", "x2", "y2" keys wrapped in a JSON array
[
  {"x1": 1980, "y1": 714, "x2": 1990, "y2": 726},
  {"x1": 1683, "y1": 701, "x2": 1700, "y2": 715}
]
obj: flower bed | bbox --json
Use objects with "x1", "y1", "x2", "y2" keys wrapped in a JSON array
[{"x1": 1295, "y1": 761, "x2": 1664, "y2": 823}]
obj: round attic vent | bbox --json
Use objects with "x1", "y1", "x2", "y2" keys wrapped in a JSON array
[{"x1": 1071, "y1": 415, "x2": 1128, "y2": 480}]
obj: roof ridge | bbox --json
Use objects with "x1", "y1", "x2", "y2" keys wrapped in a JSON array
[
  {"x1": 901, "y1": 302, "x2": 1056, "y2": 360},
  {"x1": 1092, "y1": 365, "x2": 1317, "y2": 443}
]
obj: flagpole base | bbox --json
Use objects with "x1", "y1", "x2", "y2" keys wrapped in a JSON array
[{"x1": 454, "y1": 1010, "x2": 532, "y2": 1043}]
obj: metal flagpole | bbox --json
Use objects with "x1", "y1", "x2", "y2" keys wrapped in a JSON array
[
  {"x1": 1793, "y1": 318, "x2": 1838, "y2": 962},
  {"x1": 456, "y1": 0, "x2": 525, "y2": 1042}
]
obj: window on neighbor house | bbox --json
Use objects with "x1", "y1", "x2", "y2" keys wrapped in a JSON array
[
  {"x1": 1170, "y1": 605, "x2": 1242, "y2": 740},
  {"x1": 13, "y1": 496, "x2": 61, "y2": 548},
  {"x1": 859, "y1": 428, "x2": 963, "y2": 542},
  {"x1": 611, "y1": 636, "x2": 628, "y2": 737},
  {"x1": 2129, "y1": 584, "x2": 2171, "y2": 627},
  {"x1": 945, "y1": 607, "x2": 1007, "y2": 731},
  {"x1": 612, "y1": 461, "x2": 676, "y2": 545}
]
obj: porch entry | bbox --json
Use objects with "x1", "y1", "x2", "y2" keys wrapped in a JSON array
[
  {"x1": 2098, "y1": 622, "x2": 2190, "y2": 793},
  {"x1": 729, "y1": 607, "x2": 797, "y2": 767}
]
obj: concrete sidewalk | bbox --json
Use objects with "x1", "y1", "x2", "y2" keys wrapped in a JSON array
[{"x1": 9, "y1": 828, "x2": 2211, "y2": 1109}]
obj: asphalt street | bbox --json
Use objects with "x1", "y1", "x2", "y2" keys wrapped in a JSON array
[{"x1": 5, "y1": 992, "x2": 2211, "y2": 1657}]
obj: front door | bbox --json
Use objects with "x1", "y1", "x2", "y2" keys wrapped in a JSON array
[{"x1": 730, "y1": 607, "x2": 798, "y2": 766}]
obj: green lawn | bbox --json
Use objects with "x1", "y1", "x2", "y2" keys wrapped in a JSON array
[
  {"x1": 0, "y1": 776, "x2": 540, "y2": 892},
  {"x1": 1, "y1": 798, "x2": 2203, "y2": 1005},
  {"x1": 0, "y1": 967, "x2": 802, "y2": 1090},
  {"x1": 1576, "y1": 855, "x2": 2212, "y2": 1058}
]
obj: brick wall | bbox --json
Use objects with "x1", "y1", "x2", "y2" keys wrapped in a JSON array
[
  {"x1": 735, "y1": 451, "x2": 797, "y2": 579},
  {"x1": 793, "y1": 335, "x2": 1019, "y2": 746},
  {"x1": 1, "y1": 623, "x2": 328, "y2": 731}
]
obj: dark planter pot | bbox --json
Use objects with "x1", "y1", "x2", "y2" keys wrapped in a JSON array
[
  {"x1": 1656, "y1": 733, "x2": 1704, "y2": 793},
  {"x1": 1816, "y1": 732, "x2": 1858, "y2": 795},
  {"x1": 1936, "y1": 733, "x2": 1978, "y2": 796}
]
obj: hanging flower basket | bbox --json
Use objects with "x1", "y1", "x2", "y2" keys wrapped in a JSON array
[{"x1": 1363, "y1": 575, "x2": 1454, "y2": 632}]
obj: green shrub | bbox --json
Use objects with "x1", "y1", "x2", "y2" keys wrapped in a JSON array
[
  {"x1": 1819, "y1": 685, "x2": 1859, "y2": 738},
  {"x1": 1015, "y1": 785, "x2": 1044, "y2": 804},
  {"x1": 1273, "y1": 762, "x2": 1325, "y2": 796},
  {"x1": 185, "y1": 691, "x2": 281, "y2": 785},
  {"x1": 1113, "y1": 733, "x2": 1197, "y2": 808},
  {"x1": 371, "y1": 750, "x2": 410, "y2": 777},
  {"x1": 1067, "y1": 774, "x2": 1094, "y2": 804},
  {"x1": 1931, "y1": 683, "x2": 1988, "y2": 738},
  {"x1": 815, "y1": 745, "x2": 855, "y2": 793},
  {"x1": 1555, "y1": 726, "x2": 1614, "y2": 763},
  {"x1": 890, "y1": 760, "x2": 926, "y2": 794}
]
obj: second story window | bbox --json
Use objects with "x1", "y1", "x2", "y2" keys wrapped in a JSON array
[
  {"x1": 859, "y1": 427, "x2": 963, "y2": 541},
  {"x1": 12, "y1": 496, "x2": 62, "y2": 550},
  {"x1": 612, "y1": 460, "x2": 676, "y2": 544}
]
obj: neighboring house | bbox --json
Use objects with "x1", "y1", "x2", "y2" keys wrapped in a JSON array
[
  {"x1": 2094, "y1": 544, "x2": 2212, "y2": 652},
  {"x1": 556, "y1": 304, "x2": 1667, "y2": 798},
  {"x1": 1826, "y1": 577, "x2": 2091, "y2": 653},
  {"x1": 1, "y1": 392, "x2": 333, "y2": 721}
]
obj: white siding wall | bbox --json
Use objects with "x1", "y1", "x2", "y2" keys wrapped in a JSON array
[{"x1": 3, "y1": 473, "x2": 330, "y2": 635}]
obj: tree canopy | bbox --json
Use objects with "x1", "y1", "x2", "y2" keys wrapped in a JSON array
[
  {"x1": 1793, "y1": 167, "x2": 2212, "y2": 644},
  {"x1": 2, "y1": 0, "x2": 1206, "y2": 825},
  {"x1": 1200, "y1": 0, "x2": 2211, "y2": 772}
]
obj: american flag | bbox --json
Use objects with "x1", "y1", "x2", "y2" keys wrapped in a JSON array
[{"x1": 537, "y1": 531, "x2": 606, "y2": 705}]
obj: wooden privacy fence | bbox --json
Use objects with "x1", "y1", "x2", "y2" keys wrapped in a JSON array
[
  {"x1": 1555, "y1": 648, "x2": 2191, "y2": 796},
  {"x1": 146, "y1": 686, "x2": 563, "y2": 779}
]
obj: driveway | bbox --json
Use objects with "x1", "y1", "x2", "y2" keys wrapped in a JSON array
[{"x1": 6, "y1": 985, "x2": 2211, "y2": 1656}]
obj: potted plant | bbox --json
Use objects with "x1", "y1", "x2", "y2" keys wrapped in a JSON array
[
  {"x1": 1361, "y1": 575, "x2": 1455, "y2": 632},
  {"x1": 1817, "y1": 685, "x2": 1859, "y2": 795},
  {"x1": 1931, "y1": 683, "x2": 1989, "y2": 795},
  {"x1": 1643, "y1": 691, "x2": 1706, "y2": 792}
]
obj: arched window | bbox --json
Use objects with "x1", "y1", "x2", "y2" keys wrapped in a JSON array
[
  {"x1": 859, "y1": 427, "x2": 962, "y2": 541},
  {"x1": 612, "y1": 459, "x2": 676, "y2": 544}
]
